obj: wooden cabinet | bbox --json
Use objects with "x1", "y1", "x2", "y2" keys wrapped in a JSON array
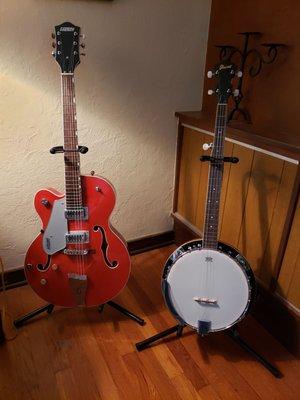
[{"x1": 174, "y1": 114, "x2": 300, "y2": 309}]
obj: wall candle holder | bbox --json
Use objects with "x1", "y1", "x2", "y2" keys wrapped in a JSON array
[{"x1": 215, "y1": 32, "x2": 285, "y2": 122}]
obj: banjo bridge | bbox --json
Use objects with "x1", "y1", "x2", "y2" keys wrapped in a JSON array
[{"x1": 194, "y1": 297, "x2": 218, "y2": 305}]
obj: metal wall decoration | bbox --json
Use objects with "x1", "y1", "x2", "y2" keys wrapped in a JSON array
[{"x1": 216, "y1": 32, "x2": 285, "y2": 122}]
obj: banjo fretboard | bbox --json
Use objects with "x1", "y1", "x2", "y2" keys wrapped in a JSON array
[{"x1": 202, "y1": 103, "x2": 227, "y2": 249}]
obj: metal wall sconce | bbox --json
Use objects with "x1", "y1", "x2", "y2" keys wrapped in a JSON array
[{"x1": 216, "y1": 32, "x2": 285, "y2": 122}]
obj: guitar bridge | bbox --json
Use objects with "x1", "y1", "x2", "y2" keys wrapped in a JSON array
[
  {"x1": 193, "y1": 297, "x2": 218, "y2": 305},
  {"x1": 64, "y1": 248, "x2": 89, "y2": 256}
]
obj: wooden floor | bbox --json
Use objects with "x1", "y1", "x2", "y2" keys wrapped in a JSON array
[{"x1": 0, "y1": 246, "x2": 299, "y2": 400}]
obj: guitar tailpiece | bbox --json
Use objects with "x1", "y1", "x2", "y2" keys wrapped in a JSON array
[{"x1": 197, "y1": 320, "x2": 211, "y2": 336}]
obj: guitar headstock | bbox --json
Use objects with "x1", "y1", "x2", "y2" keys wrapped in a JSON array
[
  {"x1": 207, "y1": 61, "x2": 242, "y2": 103},
  {"x1": 51, "y1": 22, "x2": 85, "y2": 73}
]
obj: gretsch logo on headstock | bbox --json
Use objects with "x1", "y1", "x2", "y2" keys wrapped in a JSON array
[{"x1": 60, "y1": 27, "x2": 74, "y2": 32}]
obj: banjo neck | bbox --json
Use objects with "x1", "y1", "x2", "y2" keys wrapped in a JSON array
[{"x1": 202, "y1": 102, "x2": 228, "y2": 249}]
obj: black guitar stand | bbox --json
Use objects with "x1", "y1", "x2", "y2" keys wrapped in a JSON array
[
  {"x1": 13, "y1": 144, "x2": 145, "y2": 328},
  {"x1": 135, "y1": 324, "x2": 282, "y2": 378},
  {"x1": 14, "y1": 301, "x2": 145, "y2": 328}
]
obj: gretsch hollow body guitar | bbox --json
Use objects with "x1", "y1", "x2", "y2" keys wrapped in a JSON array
[
  {"x1": 25, "y1": 22, "x2": 131, "y2": 307},
  {"x1": 163, "y1": 62, "x2": 256, "y2": 334}
]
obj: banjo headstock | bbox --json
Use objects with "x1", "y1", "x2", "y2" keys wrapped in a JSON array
[{"x1": 207, "y1": 61, "x2": 242, "y2": 103}]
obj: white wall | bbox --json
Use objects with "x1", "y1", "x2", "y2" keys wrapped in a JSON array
[{"x1": 0, "y1": 0, "x2": 211, "y2": 270}]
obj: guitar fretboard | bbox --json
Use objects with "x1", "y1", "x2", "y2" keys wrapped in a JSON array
[
  {"x1": 62, "y1": 74, "x2": 82, "y2": 209},
  {"x1": 202, "y1": 103, "x2": 227, "y2": 249}
]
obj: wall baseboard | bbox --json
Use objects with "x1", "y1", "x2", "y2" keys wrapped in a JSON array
[
  {"x1": 173, "y1": 213, "x2": 300, "y2": 357},
  {"x1": 2, "y1": 230, "x2": 175, "y2": 291},
  {"x1": 127, "y1": 230, "x2": 175, "y2": 255}
]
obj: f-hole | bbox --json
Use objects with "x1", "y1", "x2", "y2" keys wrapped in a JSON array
[
  {"x1": 37, "y1": 255, "x2": 51, "y2": 271},
  {"x1": 93, "y1": 226, "x2": 118, "y2": 268}
]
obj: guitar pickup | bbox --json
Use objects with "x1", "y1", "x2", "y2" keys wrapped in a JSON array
[
  {"x1": 65, "y1": 207, "x2": 88, "y2": 220},
  {"x1": 66, "y1": 231, "x2": 89, "y2": 244}
]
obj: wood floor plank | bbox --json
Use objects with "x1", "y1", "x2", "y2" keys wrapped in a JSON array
[{"x1": 0, "y1": 245, "x2": 299, "y2": 400}]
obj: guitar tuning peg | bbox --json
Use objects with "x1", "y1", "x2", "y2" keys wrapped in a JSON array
[
  {"x1": 207, "y1": 89, "x2": 214, "y2": 96},
  {"x1": 236, "y1": 71, "x2": 243, "y2": 78},
  {"x1": 80, "y1": 43, "x2": 86, "y2": 48},
  {"x1": 207, "y1": 71, "x2": 214, "y2": 79},
  {"x1": 80, "y1": 33, "x2": 85, "y2": 39},
  {"x1": 80, "y1": 53, "x2": 86, "y2": 56},
  {"x1": 51, "y1": 50, "x2": 56, "y2": 57},
  {"x1": 233, "y1": 89, "x2": 240, "y2": 97},
  {"x1": 52, "y1": 42, "x2": 56, "y2": 48},
  {"x1": 51, "y1": 33, "x2": 55, "y2": 39}
]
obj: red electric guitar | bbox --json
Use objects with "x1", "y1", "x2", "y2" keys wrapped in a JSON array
[{"x1": 24, "y1": 22, "x2": 131, "y2": 307}]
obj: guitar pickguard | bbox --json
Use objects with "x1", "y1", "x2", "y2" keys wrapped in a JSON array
[{"x1": 43, "y1": 198, "x2": 68, "y2": 255}]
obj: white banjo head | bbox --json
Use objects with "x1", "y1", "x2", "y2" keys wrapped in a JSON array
[{"x1": 162, "y1": 240, "x2": 255, "y2": 332}]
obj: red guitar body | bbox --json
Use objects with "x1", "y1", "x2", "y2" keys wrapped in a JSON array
[{"x1": 25, "y1": 175, "x2": 131, "y2": 307}]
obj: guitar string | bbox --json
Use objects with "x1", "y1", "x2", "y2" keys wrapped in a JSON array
[
  {"x1": 69, "y1": 37, "x2": 83, "y2": 276},
  {"x1": 211, "y1": 103, "x2": 225, "y2": 314},
  {"x1": 63, "y1": 74, "x2": 75, "y2": 275},
  {"x1": 201, "y1": 103, "x2": 218, "y2": 323},
  {"x1": 70, "y1": 74, "x2": 84, "y2": 276},
  {"x1": 208, "y1": 103, "x2": 222, "y2": 322},
  {"x1": 202, "y1": 102, "x2": 226, "y2": 325},
  {"x1": 65, "y1": 74, "x2": 82, "y2": 275},
  {"x1": 211, "y1": 103, "x2": 226, "y2": 321},
  {"x1": 64, "y1": 74, "x2": 80, "y2": 276},
  {"x1": 206, "y1": 102, "x2": 220, "y2": 324},
  {"x1": 71, "y1": 74, "x2": 85, "y2": 276}
]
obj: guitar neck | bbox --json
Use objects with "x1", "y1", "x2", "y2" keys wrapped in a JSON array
[
  {"x1": 202, "y1": 103, "x2": 227, "y2": 249},
  {"x1": 61, "y1": 74, "x2": 82, "y2": 209}
]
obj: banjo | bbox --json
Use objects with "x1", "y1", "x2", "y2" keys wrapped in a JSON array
[{"x1": 163, "y1": 61, "x2": 256, "y2": 334}]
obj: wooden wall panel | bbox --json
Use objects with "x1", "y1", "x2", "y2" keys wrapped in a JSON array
[
  {"x1": 237, "y1": 152, "x2": 284, "y2": 282},
  {"x1": 194, "y1": 133, "x2": 211, "y2": 231},
  {"x1": 287, "y1": 253, "x2": 300, "y2": 308},
  {"x1": 260, "y1": 162, "x2": 298, "y2": 284},
  {"x1": 177, "y1": 128, "x2": 204, "y2": 226},
  {"x1": 219, "y1": 144, "x2": 254, "y2": 247},
  {"x1": 277, "y1": 196, "x2": 300, "y2": 308},
  {"x1": 175, "y1": 128, "x2": 299, "y2": 293},
  {"x1": 218, "y1": 141, "x2": 234, "y2": 234}
]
